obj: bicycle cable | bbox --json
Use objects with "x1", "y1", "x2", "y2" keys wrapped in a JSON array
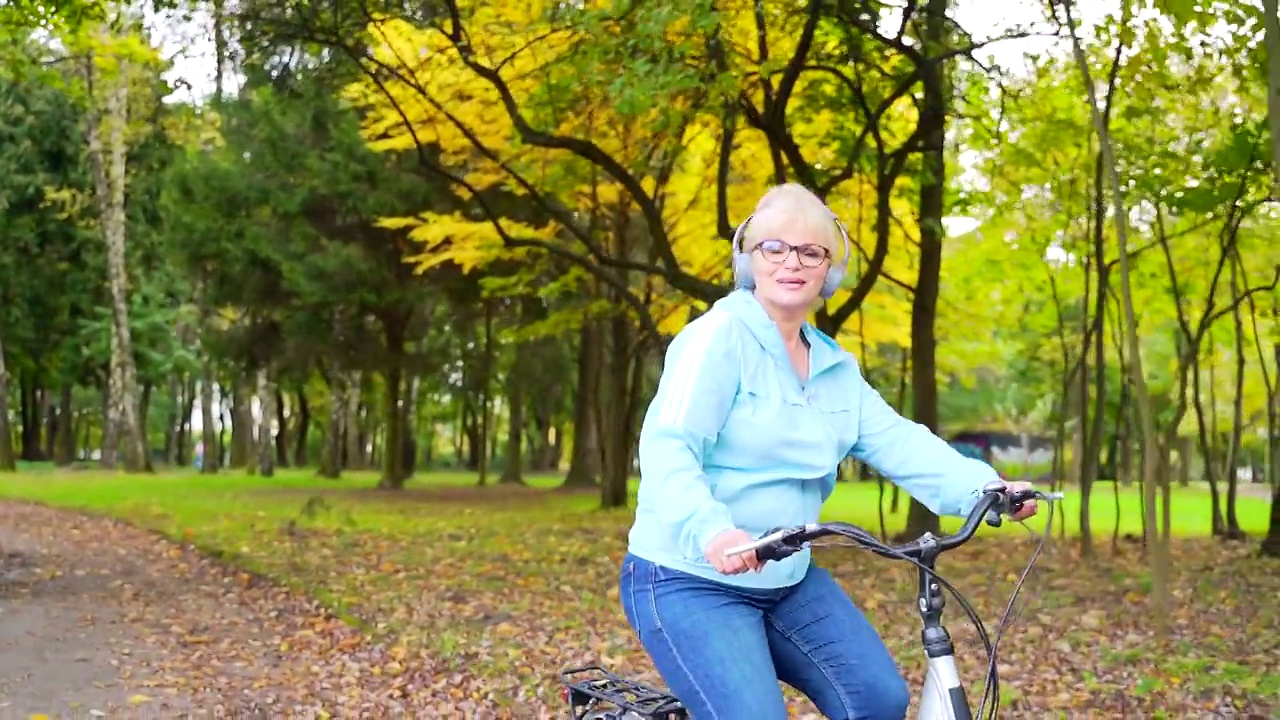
[
  {"x1": 975, "y1": 500, "x2": 1058, "y2": 719},
  {"x1": 811, "y1": 535, "x2": 999, "y2": 711},
  {"x1": 813, "y1": 494, "x2": 1062, "y2": 720}
]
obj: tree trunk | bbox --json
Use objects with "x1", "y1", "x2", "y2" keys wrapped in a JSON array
[
  {"x1": 564, "y1": 318, "x2": 602, "y2": 487},
  {"x1": 1074, "y1": 351, "x2": 1094, "y2": 554},
  {"x1": 1262, "y1": 340, "x2": 1280, "y2": 557},
  {"x1": 890, "y1": 348, "x2": 908, "y2": 513},
  {"x1": 294, "y1": 387, "x2": 310, "y2": 467},
  {"x1": 477, "y1": 301, "x2": 495, "y2": 486},
  {"x1": 101, "y1": 334, "x2": 122, "y2": 469},
  {"x1": 402, "y1": 375, "x2": 419, "y2": 476},
  {"x1": 1059, "y1": 0, "x2": 1171, "y2": 625},
  {"x1": 900, "y1": 0, "x2": 948, "y2": 540},
  {"x1": 218, "y1": 396, "x2": 229, "y2": 466},
  {"x1": 1223, "y1": 255, "x2": 1247, "y2": 539},
  {"x1": 230, "y1": 375, "x2": 254, "y2": 467},
  {"x1": 1178, "y1": 436, "x2": 1192, "y2": 488},
  {"x1": 318, "y1": 370, "x2": 346, "y2": 479},
  {"x1": 84, "y1": 39, "x2": 146, "y2": 473},
  {"x1": 1263, "y1": 482, "x2": 1280, "y2": 558},
  {"x1": 1112, "y1": 360, "x2": 1130, "y2": 551},
  {"x1": 19, "y1": 374, "x2": 42, "y2": 462},
  {"x1": 344, "y1": 371, "x2": 363, "y2": 469},
  {"x1": 199, "y1": 355, "x2": 219, "y2": 473},
  {"x1": 139, "y1": 382, "x2": 153, "y2": 471},
  {"x1": 256, "y1": 366, "x2": 275, "y2": 478},
  {"x1": 274, "y1": 388, "x2": 289, "y2": 468},
  {"x1": 378, "y1": 314, "x2": 411, "y2": 489},
  {"x1": 41, "y1": 387, "x2": 56, "y2": 461},
  {"x1": 1193, "y1": 354, "x2": 1227, "y2": 535},
  {"x1": 78, "y1": 413, "x2": 90, "y2": 462},
  {"x1": 500, "y1": 353, "x2": 526, "y2": 485},
  {"x1": 526, "y1": 337, "x2": 560, "y2": 472},
  {"x1": 598, "y1": 314, "x2": 635, "y2": 509},
  {"x1": 1080, "y1": 20, "x2": 1125, "y2": 558},
  {"x1": 1264, "y1": 0, "x2": 1280, "y2": 200},
  {"x1": 177, "y1": 375, "x2": 194, "y2": 466},
  {"x1": 0, "y1": 327, "x2": 15, "y2": 471},
  {"x1": 462, "y1": 398, "x2": 481, "y2": 471},
  {"x1": 164, "y1": 374, "x2": 181, "y2": 465},
  {"x1": 54, "y1": 385, "x2": 74, "y2": 466},
  {"x1": 1246, "y1": 0, "x2": 1280, "y2": 554}
]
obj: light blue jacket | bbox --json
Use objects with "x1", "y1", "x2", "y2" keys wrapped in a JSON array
[{"x1": 626, "y1": 289, "x2": 1001, "y2": 589}]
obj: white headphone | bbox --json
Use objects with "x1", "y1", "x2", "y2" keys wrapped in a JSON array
[{"x1": 730, "y1": 209, "x2": 853, "y2": 300}]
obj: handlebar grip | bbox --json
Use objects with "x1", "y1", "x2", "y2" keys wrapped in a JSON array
[
  {"x1": 756, "y1": 543, "x2": 801, "y2": 563},
  {"x1": 1005, "y1": 488, "x2": 1042, "y2": 516},
  {"x1": 749, "y1": 526, "x2": 805, "y2": 564}
]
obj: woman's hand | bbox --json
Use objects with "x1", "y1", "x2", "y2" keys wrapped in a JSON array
[
  {"x1": 998, "y1": 480, "x2": 1040, "y2": 522},
  {"x1": 703, "y1": 529, "x2": 763, "y2": 575}
]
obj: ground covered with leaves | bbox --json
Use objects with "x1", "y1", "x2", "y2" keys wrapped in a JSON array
[
  {"x1": 0, "y1": 472, "x2": 1275, "y2": 717},
  {"x1": 0, "y1": 501, "x2": 450, "y2": 717}
]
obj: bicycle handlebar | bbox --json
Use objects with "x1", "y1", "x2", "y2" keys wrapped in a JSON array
[{"x1": 724, "y1": 481, "x2": 1065, "y2": 564}]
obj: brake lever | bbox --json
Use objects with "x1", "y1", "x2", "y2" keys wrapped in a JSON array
[{"x1": 990, "y1": 489, "x2": 1064, "y2": 526}]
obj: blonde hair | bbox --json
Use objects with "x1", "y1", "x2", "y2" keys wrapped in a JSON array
[{"x1": 741, "y1": 183, "x2": 841, "y2": 254}]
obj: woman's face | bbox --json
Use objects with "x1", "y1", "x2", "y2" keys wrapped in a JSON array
[{"x1": 749, "y1": 222, "x2": 833, "y2": 312}]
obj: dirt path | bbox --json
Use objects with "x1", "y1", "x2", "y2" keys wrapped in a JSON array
[{"x1": 0, "y1": 501, "x2": 442, "y2": 718}]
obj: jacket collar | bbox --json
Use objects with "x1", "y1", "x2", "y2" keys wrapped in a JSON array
[{"x1": 714, "y1": 289, "x2": 848, "y2": 381}]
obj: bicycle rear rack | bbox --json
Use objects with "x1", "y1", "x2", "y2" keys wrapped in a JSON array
[{"x1": 561, "y1": 664, "x2": 688, "y2": 719}]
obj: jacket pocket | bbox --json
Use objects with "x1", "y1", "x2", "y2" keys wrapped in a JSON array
[
  {"x1": 809, "y1": 390, "x2": 858, "y2": 453},
  {"x1": 738, "y1": 359, "x2": 807, "y2": 408}
]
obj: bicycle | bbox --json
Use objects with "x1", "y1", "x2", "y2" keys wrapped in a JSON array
[{"x1": 560, "y1": 482, "x2": 1064, "y2": 720}]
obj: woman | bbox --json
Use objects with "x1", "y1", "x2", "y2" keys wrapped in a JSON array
[{"x1": 619, "y1": 183, "x2": 1039, "y2": 720}]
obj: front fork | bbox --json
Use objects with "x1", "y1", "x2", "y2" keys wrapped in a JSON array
[{"x1": 913, "y1": 534, "x2": 974, "y2": 720}]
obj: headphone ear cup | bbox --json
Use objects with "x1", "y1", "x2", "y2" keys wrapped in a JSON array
[
  {"x1": 732, "y1": 252, "x2": 755, "y2": 289},
  {"x1": 822, "y1": 218, "x2": 853, "y2": 300},
  {"x1": 820, "y1": 265, "x2": 844, "y2": 299}
]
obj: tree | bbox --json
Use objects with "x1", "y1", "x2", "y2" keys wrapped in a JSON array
[
  {"x1": 0, "y1": 327, "x2": 13, "y2": 471},
  {"x1": 65, "y1": 12, "x2": 161, "y2": 472},
  {"x1": 1054, "y1": 0, "x2": 1172, "y2": 624}
]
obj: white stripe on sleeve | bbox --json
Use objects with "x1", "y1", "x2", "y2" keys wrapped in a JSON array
[{"x1": 657, "y1": 312, "x2": 731, "y2": 427}]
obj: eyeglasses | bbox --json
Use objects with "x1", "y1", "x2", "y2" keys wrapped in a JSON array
[{"x1": 755, "y1": 239, "x2": 831, "y2": 268}]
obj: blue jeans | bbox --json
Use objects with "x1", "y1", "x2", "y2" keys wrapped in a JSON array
[{"x1": 619, "y1": 552, "x2": 910, "y2": 720}]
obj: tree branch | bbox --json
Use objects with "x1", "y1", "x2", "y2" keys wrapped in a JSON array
[
  {"x1": 1203, "y1": 264, "x2": 1280, "y2": 329},
  {"x1": 437, "y1": 0, "x2": 720, "y2": 302},
  {"x1": 342, "y1": 46, "x2": 664, "y2": 341},
  {"x1": 768, "y1": 0, "x2": 822, "y2": 128}
]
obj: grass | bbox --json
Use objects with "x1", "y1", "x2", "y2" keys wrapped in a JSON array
[
  {"x1": 0, "y1": 466, "x2": 1268, "y2": 542},
  {"x1": 0, "y1": 467, "x2": 1275, "y2": 715}
]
